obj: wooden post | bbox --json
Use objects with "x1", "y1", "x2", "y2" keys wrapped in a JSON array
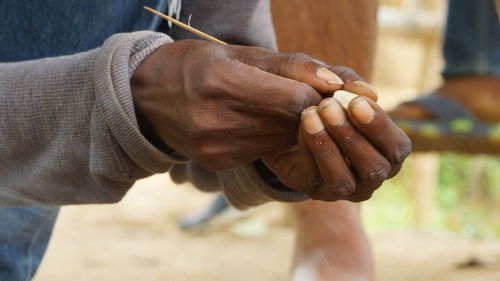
[{"x1": 409, "y1": 153, "x2": 439, "y2": 228}]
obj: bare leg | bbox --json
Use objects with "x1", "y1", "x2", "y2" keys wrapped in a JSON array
[
  {"x1": 291, "y1": 201, "x2": 373, "y2": 281},
  {"x1": 270, "y1": 0, "x2": 377, "y2": 280}
]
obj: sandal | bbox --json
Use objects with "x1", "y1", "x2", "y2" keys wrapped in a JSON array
[{"x1": 392, "y1": 94, "x2": 500, "y2": 154}]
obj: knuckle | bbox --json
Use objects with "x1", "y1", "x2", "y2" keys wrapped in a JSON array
[
  {"x1": 274, "y1": 52, "x2": 312, "y2": 73},
  {"x1": 362, "y1": 162, "x2": 391, "y2": 184},
  {"x1": 330, "y1": 66, "x2": 358, "y2": 81},
  {"x1": 288, "y1": 84, "x2": 320, "y2": 115},
  {"x1": 386, "y1": 134, "x2": 412, "y2": 164},
  {"x1": 331, "y1": 180, "x2": 356, "y2": 198},
  {"x1": 302, "y1": 59, "x2": 320, "y2": 70},
  {"x1": 332, "y1": 65, "x2": 355, "y2": 74},
  {"x1": 395, "y1": 136, "x2": 412, "y2": 163},
  {"x1": 310, "y1": 180, "x2": 356, "y2": 202},
  {"x1": 318, "y1": 146, "x2": 336, "y2": 159},
  {"x1": 288, "y1": 52, "x2": 312, "y2": 62}
]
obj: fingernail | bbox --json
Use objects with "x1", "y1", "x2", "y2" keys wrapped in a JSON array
[
  {"x1": 350, "y1": 97, "x2": 375, "y2": 124},
  {"x1": 316, "y1": 68, "x2": 344, "y2": 85},
  {"x1": 353, "y1": 81, "x2": 377, "y2": 95},
  {"x1": 319, "y1": 99, "x2": 345, "y2": 126},
  {"x1": 301, "y1": 108, "x2": 325, "y2": 134}
]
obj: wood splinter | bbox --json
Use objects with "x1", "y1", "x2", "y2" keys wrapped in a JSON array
[
  {"x1": 143, "y1": 6, "x2": 228, "y2": 45},
  {"x1": 333, "y1": 90, "x2": 359, "y2": 109}
]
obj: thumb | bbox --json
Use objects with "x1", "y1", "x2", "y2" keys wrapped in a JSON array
[
  {"x1": 228, "y1": 46, "x2": 377, "y2": 101},
  {"x1": 269, "y1": 55, "x2": 378, "y2": 102},
  {"x1": 228, "y1": 46, "x2": 343, "y2": 95},
  {"x1": 269, "y1": 55, "x2": 378, "y2": 101}
]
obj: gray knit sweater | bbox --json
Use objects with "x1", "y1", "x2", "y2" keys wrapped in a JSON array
[{"x1": 0, "y1": 0, "x2": 309, "y2": 209}]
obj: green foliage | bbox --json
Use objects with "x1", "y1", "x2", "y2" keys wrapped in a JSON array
[
  {"x1": 363, "y1": 160, "x2": 414, "y2": 231},
  {"x1": 363, "y1": 154, "x2": 500, "y2": 238},
  {"x1": 437, "y1": 154, "x2": 500, "y2": 238}
]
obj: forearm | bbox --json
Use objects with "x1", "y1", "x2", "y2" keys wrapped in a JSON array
[{"x1": 0, "y1": 31, "x2": 180, "y2": 206}]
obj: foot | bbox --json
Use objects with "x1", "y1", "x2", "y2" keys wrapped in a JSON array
[
  {"x1": 291, "y1": 201, "x2": 373, "y2": 281},
  {"x1": 390, "y1": 75, "x2": 500, "y2": 123}
]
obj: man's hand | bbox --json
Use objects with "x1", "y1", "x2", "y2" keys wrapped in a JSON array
[
  {"x1": 131, "y1": 40, "x2": 371, "y2": 171},
  {"x1": 263, "y1": 96, "x2": 411, "y2": 202}
]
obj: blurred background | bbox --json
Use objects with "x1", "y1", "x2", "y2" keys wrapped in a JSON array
[{"x1": 33, "y1": 0, "x2": 500, "y2": 280}]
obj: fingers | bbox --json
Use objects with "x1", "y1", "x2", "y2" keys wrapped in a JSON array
[
  {"x1": 262, "y1": 134, "x2": 322, "y2": 191},
  {"x1": 346, "y1": 97, "x2": 412, "y2": 178},
  {"x1": 227, "y1": 46, "x2": 344, "y2": 95},
  {"x1": 328, "y1": 66, "x2": 378, "y2": 101},
  {"x1": 263, "y1": 97, "x2": 411, "y2": 203},
  {"x1": 226, "y1": 45, "x2": 378, "y2": 113},
  {"x1": 317, "y1": 98, "x2": 391, "y2": 201},
  {"x1": 300, "y1": 107, "x2": 356, "y2": 201},
  {"x1": 262, "y1": 52, "x2": 378, "y2": 101},
  {"x1": 267, "y1": 53, "x2": 345, "y2": 94},
  {"x1": 227, "y1": 45, "x2": 378, "y2": 102}
]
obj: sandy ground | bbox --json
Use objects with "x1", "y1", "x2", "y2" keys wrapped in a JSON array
[
  {"x1": 28, "y1": 9, "x2": 500, "y2": 281},
  {"x1": 32, "y1": 175, "x2": 500, "y2": 281}
]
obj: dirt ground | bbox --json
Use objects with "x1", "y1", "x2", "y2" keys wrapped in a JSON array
[
  {"x1": 32, "y1": 175, "x2": 500, "y2": 281},
  {"x1": 30, "y1": 9, "x2": 500, "y2": 280}
]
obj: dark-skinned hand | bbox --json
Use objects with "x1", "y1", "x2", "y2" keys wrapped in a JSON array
[
  {"x1": 131, "y1": 39, "x2": 372, "y2": 171},
  {"x1": 262, "y1": 95, "x2": 412, "y2": 202}
]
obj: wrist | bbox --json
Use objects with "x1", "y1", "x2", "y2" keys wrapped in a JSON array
[
  {"x1": 131, "y1": 59, "x2": 161, "y2": 147},
  {"x1": 130, "y1": 41, "x2": 174, "y2": 152}
]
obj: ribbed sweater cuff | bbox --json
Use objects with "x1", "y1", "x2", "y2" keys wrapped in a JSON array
[
  {"x1": 94, "y1": 31, "x2": 188, "y2": 175},
  {"x1": 218, "y1": 164, "x2": 309, "y2": 210}
]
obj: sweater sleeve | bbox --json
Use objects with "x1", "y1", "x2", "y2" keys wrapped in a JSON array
[
  {"x1": 217, "y1": 165, "x2": 310, "y2": 210},
  {"x1": 0, "y1": 31, "x2": 187, "y2": 206}
]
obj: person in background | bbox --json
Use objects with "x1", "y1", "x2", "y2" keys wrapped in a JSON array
[{"x1": 391, "y1": 0, "x2": 500, "y2": 154}]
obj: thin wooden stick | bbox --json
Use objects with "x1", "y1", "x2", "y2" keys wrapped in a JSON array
[{"x1": 144, "y1": 6, "x2": 228, "y2": 45}]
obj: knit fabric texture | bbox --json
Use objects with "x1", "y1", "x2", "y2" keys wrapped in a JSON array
[{"x1": 0, "y1": 0, "x2": 310, "y2": 209}]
